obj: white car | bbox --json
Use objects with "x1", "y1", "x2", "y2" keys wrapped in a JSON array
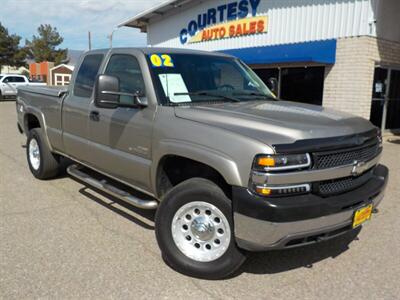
[{"x1": 0, "y1": 74, "x2": 46, "y2": 100}]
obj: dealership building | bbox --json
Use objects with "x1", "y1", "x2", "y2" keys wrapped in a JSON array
[{"x1": 119, "y1": 0, "x2": 400, "y2": 131}]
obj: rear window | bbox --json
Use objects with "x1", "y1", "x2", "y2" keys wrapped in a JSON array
[{"x1": 74, "y1": 54, "x2": 104, "y2": 98}]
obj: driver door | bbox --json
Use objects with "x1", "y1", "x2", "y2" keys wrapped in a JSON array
[{"x1": 86, "y1": 53, "x2": 154, "y2": 192}]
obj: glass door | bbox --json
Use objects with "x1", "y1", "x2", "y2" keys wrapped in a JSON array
[
  {"x1": 370, "y1": 67, "x2": 400, "y2": 131},
  {"x1": 386, "y1": 70, "x2": 400, "y2": 130}
]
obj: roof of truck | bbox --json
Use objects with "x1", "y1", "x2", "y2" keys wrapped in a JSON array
[{"x1": 84, "y1": 47, "x2": 233, "y2": 58}]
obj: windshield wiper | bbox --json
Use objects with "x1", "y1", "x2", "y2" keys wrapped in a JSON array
[
  {"x1": 174, "y1": 91, "x2": 241, "y2": 102},
  {"x1": 233, "y1": 91, "x2": 276, "y2": 100}
]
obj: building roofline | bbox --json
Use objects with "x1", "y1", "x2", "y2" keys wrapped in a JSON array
[
  {"x1": 118, "y1": 0, "x2": 194, "y2": 31},
  {"x1": 49, "y1": 64, "x2": 75, "y2": 72}
]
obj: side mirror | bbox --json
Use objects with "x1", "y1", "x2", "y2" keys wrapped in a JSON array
[
  {"x1": 94, "y1": 74, "x2": 147, "y2": 109},
  {"x1": 94, "y1": 74, "x2": 120, "y2": 109}
]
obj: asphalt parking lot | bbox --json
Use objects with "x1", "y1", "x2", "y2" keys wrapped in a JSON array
[{"x1": 0, "y1": 100, "x2": 399, "y2": 299}]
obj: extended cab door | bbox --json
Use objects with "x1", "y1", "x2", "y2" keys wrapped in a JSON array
[
  {"x1": 62, "y1": 53, "x2": 104, "y2": 162},
  {"x1": 86, "y1": 53, "x2": 155, "y2": 192}
]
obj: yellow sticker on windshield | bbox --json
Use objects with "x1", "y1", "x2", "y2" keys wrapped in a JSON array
[{"x1": 150, "y1": 54, "x2": 174, "y2": 67}]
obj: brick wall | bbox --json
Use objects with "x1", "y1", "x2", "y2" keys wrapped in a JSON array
[{"x1": 323, "y1": 36, "x2": 400, "y2": 119}]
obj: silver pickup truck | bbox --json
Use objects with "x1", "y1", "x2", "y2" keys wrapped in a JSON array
[{"x1": 16, "y1": 48, "x2": 388, "y2": 279}]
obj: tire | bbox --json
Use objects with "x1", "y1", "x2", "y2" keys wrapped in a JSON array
[
  {"x1": 26, "y1": 128, "x2": 60, "y2": 179},
  {"x1": 155, "y1": 178, "x2": 246, "y2": 279}
]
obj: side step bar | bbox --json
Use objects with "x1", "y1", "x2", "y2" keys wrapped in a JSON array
[{"x1": 67, "y1": 164, "x2": 158, "y2": 210}]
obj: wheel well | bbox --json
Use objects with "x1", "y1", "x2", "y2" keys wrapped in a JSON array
[
  {"x1": 156, "y1": 155, "x2": 232, "y2": 199},
  {"x1": 24, "y1": 114, "x2": 41, "y2": 132}
]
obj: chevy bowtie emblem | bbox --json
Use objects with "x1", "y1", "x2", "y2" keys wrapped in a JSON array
[{"x1": 351, "y1": 160, "x2": 366, "y2": 176}]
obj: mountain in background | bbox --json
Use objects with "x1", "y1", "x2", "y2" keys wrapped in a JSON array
[{"x1": 63, "y1": 49, "x2": 84, "y2": 66}]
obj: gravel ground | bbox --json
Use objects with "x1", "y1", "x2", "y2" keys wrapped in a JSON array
[{"x1": 0, "y1": 101, "x2": 399, "y2": 299}]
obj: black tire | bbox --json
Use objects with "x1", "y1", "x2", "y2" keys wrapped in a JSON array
[
  {"x1": 155, "y1": 178, "x2": 246, "y2": 279},
  {"x1": 26, "y1": 128, "x2": 60, "y2": 179}
]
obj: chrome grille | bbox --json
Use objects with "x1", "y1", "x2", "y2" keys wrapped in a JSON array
[
  {"x1": 317, "y1": 169, "x2": 374, "y2": 196},
  {"x1": 314, "y1": 143, "x2": 380, "y2": 169}
]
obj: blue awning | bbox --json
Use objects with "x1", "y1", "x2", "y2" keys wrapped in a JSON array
[{"x1": 221, "y1": 39, "x2": 337, "y2": 65}]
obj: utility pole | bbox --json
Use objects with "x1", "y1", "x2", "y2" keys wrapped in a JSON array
[
  {"x1": 108, "y1": 28, "x2": 117, "y2": 48},
  {"x1": 88, "y1": 31, "x2": 92, "y2": 50}
]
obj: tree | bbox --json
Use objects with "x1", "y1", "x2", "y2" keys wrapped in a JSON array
[
  {"x1": 25, "y1": 24, "x2": 68, "y2": 66},
  {"x1": 0, "y1": 22, "x2": 27, "y2": 72}
]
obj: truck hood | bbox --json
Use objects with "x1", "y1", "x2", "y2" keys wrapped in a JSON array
[{"x1": 174, "y1": 100, "x2": 375, "y2": 146}]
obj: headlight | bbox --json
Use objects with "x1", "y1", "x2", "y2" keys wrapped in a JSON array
[
  {"x1": 250, "y1": 153, "x2": 312, "y2": 197},
  {"x1": 253, "y1": 153, "x2": 311, "y2": 171}
]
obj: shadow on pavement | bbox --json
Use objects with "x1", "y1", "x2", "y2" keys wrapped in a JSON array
[
  {"x1": 387, "y1": 138, "x2": 400, "y2": 145},
  {"x1": 78, "y1": 187, "x2": 156, "y2": 230},
  {"x1": 237, "y1": 227, "x2": 361, "y2": 276},
  {"x1": 75, "y1": 179, "x2": 361, "y2": 277},
  {"x1": 61, "y1": 164, "x2": 361, "y2": 277}
]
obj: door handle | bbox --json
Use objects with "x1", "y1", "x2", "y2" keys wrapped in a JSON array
[{"x1": 89, "y1": 111, "x2": 100, "y2": 122}]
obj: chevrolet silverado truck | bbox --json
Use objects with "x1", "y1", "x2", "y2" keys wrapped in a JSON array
[{"x1": 16, "y1": 48, "x2": 388, "y2": 279}]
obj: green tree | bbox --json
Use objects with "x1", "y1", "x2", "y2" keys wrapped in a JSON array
[
  {"x1": 25, "y1": 24, "x2": 68, "y2": 65},
  {"x1": 0, "y1": 22, "x2": 27, "y2": 72}
]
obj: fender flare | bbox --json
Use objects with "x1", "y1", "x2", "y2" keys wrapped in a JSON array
[
  {"x1": 23, "y1": 106, "x2": 53, "y2": 151},
  {"x1": 151, "y1": 139, "x2": 243, "y2": 196}
]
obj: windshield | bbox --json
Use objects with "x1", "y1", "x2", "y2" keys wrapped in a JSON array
[
  {"x1": 147, "y1": 53, "x2": 275, "y2": 105},
  {"x1": 0, "y1": 76, "x2": 3, "y2": 81}
]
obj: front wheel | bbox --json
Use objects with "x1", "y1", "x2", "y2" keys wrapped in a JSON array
[{"x1": 155, "y1": 178, "x2": 246, "y2": 279}]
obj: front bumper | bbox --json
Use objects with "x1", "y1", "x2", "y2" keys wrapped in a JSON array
[{"x1": 233, "y1": 164, "x2": 389, "y2": 251}]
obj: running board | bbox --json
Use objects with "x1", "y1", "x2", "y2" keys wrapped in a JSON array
[{"x1": 67, "y1": 164, "x2": 158, "y2": 210}]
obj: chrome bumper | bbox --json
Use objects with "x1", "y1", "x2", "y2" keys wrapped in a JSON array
[{"x1": 234, "y1": 190, "x2": 385, "y2": 251}]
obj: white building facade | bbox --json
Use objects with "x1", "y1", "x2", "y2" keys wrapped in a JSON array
[{"x1": 120, "y1": 0, "x2": 400, "y2": 131}]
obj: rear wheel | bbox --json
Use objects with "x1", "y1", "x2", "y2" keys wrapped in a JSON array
[
  {"x1": 155, "y1": 178, "x2": 246, "y2": 279},
  {"x1": 27, "y1": 128, "x2": 60, "y2": 179}
]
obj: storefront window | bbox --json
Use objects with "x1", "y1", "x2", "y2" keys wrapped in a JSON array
[{"x1": 253, "y1": 66, "x2": 325, "y2": 105}]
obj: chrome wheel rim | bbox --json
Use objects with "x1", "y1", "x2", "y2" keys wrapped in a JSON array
[
  {"x1": 171, "y1": 201, "x2": 231, "y2": 262},
  {"x1": 29, "y1": 138, "x2": 40, "y2": 170}
]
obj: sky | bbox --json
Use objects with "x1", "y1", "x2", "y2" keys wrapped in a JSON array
[{"x1": 0, "y1": 0, "x2": 166, "y2": 50}]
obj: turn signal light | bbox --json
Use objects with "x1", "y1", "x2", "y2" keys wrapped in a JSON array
[
  {"x1": 257, "y1": 157, "x2": 275, "y2": 167},
  {"x1": 255, "y1": 187, "x2": 272, "y2": 196}
]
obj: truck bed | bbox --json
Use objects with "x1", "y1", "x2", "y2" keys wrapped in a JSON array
[
  {"x1": 17, "y1": 85, "x2": 69, "y2": 152},
  {"x1": 18, "y1": 85, "x2": 68, "y2": 98}
]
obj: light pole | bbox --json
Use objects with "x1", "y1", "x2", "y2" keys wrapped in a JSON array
[{"x1": 108, "y1": 27, "x2": 118, "y2": 48}]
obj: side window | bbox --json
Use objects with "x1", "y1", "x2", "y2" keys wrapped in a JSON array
[
  {"x1": 14, "y1": 77, "x2": 26, "y2": 83},
  {"x1": 104, "y1": 54, "x2": 146, "y2": 104},
  {"x1": 3, "y1": 77, "x2": 12, "y2": 83},
  {"x1": 74, "y1": 54, "x2": 104, "y2": 98}
]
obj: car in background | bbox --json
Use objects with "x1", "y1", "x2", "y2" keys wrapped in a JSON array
[{"x1": 0, "y1": 74, "x2": 46, "y2": 100}]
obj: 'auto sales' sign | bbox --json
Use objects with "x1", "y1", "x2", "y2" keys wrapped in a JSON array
[{"x1": 179, "y1": 0, "x2": 267, "y2": 44}]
